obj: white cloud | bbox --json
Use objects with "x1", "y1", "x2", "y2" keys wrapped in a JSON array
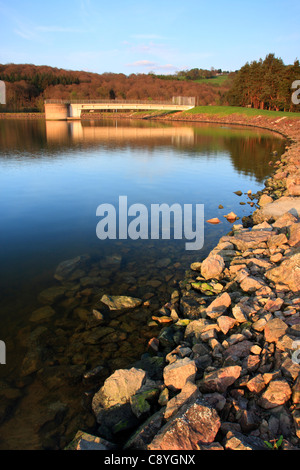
[{"x1": 126, "y1": 60, "x2": 157, "y2": 67}]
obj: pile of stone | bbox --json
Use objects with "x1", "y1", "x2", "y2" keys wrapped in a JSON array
[
  {"x1": 67, "y1": 211, "x2": 300, "y2": 450},
  {"x1": 67, "y1": 116, "x2": 300, "y2": 452}
]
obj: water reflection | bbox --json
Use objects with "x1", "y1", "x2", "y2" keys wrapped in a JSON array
[{"x1": 0, "y1": 118, "x2": 285, "y2": 449}]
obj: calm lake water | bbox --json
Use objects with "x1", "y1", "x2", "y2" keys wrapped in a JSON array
[{"x1": 0, "y1": 118, "x2": 285, "y2": 449}]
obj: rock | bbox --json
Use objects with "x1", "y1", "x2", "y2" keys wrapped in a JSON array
[
  {"x1": 259, "y1": 379, "x2": 292, "y2": 409},
  {"x1": 223, "y1": 340, "x2": 253, "y2": 361},
  {"x1": 240, "y1": 275, "x2": 267, "y2": 293},
  {"x1": 265, "y1": 250, "x2": 300, "y2": 292},
  {"x1": 223, "y1": 431, "x2": 266, "y2": 450},
  {"x1": 258, "y1": 194, "x2": 273, "y2": 207},
  {"x1": 264, "y1": 318, "x2": 288, "y2": 343},
  {"x1": 65, "y1": 431, "x2": 116, "y2": 450},
  {"x1": 286, "y1": 175, "x2": 300, "y2": 196},
  {"x1": 217, "y1": 316, "x2": 237, "y2": 334},
  {"x1": 190, "y1": 262, "x2": 202, "y2": 271},
  {"x1": 267, "y1": 233, "x2": 288, "y2": 249},
  {"x1": 272, "y1": 212, "x2": 298, "y2": 229},
  {"x1": 164, "y1": 381, "x2": 200, "y2": 420},
  {"x1": 81, "y1": 326, "x2": 115, "y2": 345},
  {"x1": 205, "y1": 292, "x2": 231, "y2": 319},
  {"x1": 288, "y1": 222, "x2": 300, "y2": 247},
  {"x1": 157, "y1": 257, "x2": 171, "y2": 268},
  {"x1": 29, "y1": 305, "x2": 55, "y2": 322},
  {"x1": 92, "y1": 368, "x2": 146, "y2": 412},
  {"x1": 83, "y1": 365, "x2": 106, "y2": 386},
  {"x1": 148, "y1": 397, "x2": 221, "y2": 450},
  {"x1": 38, "y1": 286, "x2": 66, "y2": 304},
  {"x1": 239, "y1": 409, "x2": 260, "y2": 433},
  {"x1": 130, "y1": 388, "x2": 159, "y2": 418},
  {"x1": 253, "y1": 197, "x2": 300, "y2": 224},
  {"x1": 163, "y1": 358, "x2": 197, "y2": 391},
  {"x1": 281, "y1": 357, "x2": 300, "y2": 381},
  {"x1": 179, "y1": 293, "x2": 205, "y2": 319},
  {"x1": 264, "y1": 297, "x2": 284, "y2": 312},
  {"x1": 232, "y1": 302, "x2": 251, "y2": 323},
  {"x1": 133, "y1": 356, "x2": 165, "y2": 381},
  {"x1": 224, "y1": 212, "x2": 238, "y2": 222},
  {"x1": 246, "y1": 374, "x2": 266, "y2": 394},
  {"x1": 203, "y1": 393, "x2": 226, "y2": 412},
  {"x1": 197, "y1": 442, "x2": 224, "y2": 450},
  {"x1": 207, "y1": 218, "x2": 221, "y2": 224},
  {"x1": 184, "y1": 319, "x2": 212, "y2": 345},
  {"x1": 201, "y1": 254, "x2": 225, "y2": 280},
  {"x1": 230, "y1": 230, "x2": 272, "y2": 251},
  {"x1": 96, "y1": 402, "x2": 139, "y2": 439},
  {"x1": 100, "y1": 295, "x2": 142, "y2": 311},
  {"x1": 252, "y1": 221, "x2": 273, "y2": 231},
  {"x1": 147, "y1": 337, "x2": 159, "y2": 353},
  {"x1": 123, "y1": 409, "x2": 165, "y2": 450},
  {"x1": 54, "y1": 254, "x2": 90, "y2": 281},
  {"x1": 198, "y1": 366, "x2": 241, "y2": 393}
]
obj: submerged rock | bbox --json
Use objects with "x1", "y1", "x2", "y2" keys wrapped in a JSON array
[
  {"x1": 100, "y1": 295, "x2": 142, "y2": 311},
  {"x1": 54, "y1": 254, "x2": 90, "y2": 281}
]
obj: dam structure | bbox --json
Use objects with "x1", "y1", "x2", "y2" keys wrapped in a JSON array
[{"x1": 44, "y1": 97, "x2": 196, "y2": 120}]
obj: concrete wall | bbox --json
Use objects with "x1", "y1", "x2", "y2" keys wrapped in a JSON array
[{"x1": 44, "y1": 103, "x2": 69, "y2": 120}]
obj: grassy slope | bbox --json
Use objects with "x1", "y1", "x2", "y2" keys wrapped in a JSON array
[
  {"x1": 185, "y1": 105, "x2": 300, "y2": 118},
  {"x1": 192, "y1": 75, "x2": 231, "y2": 86}
]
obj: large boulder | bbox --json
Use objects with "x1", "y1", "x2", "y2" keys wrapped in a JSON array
[
  {"x1": 252, "y1": 197, "x2": 300, "y2": 224},
  {"x1": 163, "y1": 358, "x2": 197, "y2": 391},
  {"x1": 92, "y1": 367, "x2": 146, "y2": 412},
  {"x1": 148, "y1": 397, "x2": 221, "y2": 450},
  {"x1": 264, "y1": 249, "x2": 300, "y2": 292},
  {"x1": 201, "y1": 254, "x2": 225, "y2": 280},
  {"x1": 205, "y1": 292, "x2": 231, "y2": 319}
]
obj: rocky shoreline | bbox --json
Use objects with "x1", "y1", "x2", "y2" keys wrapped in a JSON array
[{"x1": 63, "y1": 112, "x2": 300, "y2": 451}]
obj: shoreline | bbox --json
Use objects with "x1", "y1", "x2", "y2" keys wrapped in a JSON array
[
  {"x1": 65, "y1": 111, "x2": 300, "y2": 450},
  {"x1": 1, "y1": 110, "x2": 300, "y2": 450}
]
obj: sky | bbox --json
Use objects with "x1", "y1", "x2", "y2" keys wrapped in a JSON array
[{"x1": 0, "y1": 0, "x2": 300, "y2": 75}]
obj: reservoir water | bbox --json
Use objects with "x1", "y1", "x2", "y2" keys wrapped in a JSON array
[{"x1": 0, "y1": 118, "x2": 285, "y2": 449}]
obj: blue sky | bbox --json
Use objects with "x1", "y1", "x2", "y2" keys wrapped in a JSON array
[{"x1": 0, "y1": 0, "x2": 299, "y2": 74}]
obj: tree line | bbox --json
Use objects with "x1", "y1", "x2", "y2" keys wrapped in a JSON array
[
  {"x1": 226, "y1": 53, "x2": 300, "y2": 112},
  {"x1": 0, "y1": 54, "x2": 299, "y2": 112}
]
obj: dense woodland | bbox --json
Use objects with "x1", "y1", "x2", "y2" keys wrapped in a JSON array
[
  {"x1": 0, "y1": 54, "x2": 299, "y2": 112},
  {"x1": 226, "y1": 54, "x2": 300, "y2": 112}
]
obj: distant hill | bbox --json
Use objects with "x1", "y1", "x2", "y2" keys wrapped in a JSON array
[
  {"x1": 0, "y1": 63, "x2": 233, "y2": 112},
  {"x1": 1, "y1": 55, "x2": 298, "y2": 113}
]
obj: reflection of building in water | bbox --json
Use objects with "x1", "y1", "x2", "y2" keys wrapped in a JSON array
[
  {"x1": 45, "y1": 120, "x2": 70, "y2": 144},
  {"x1": 46, "y1": 120, "x2": 195, "y2": 146}
]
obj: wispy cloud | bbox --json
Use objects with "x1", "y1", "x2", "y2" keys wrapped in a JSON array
[
  {"x1": 126, "y1": 60, "x2": 157, "y2": 67},
  {"x1": 125, "y1": 60, "x2": 178, "y2": 73},
  {"x1": 13, "y1": 28, "x2": 36, "y2": 40}
]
